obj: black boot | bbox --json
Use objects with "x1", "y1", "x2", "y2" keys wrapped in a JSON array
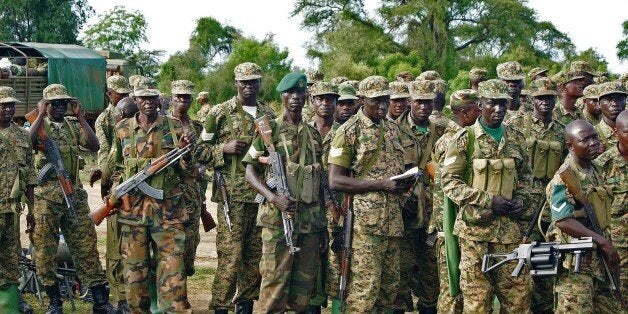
[
  {"x1": 235, "y1": 300, "x2": 254, "y2": 314},
  {"x1": 44, "y1": 284, "x2": 63, "y2": 314},
  {"x1": 91, "y1": 283, "x2": 116, "y2": 314},
  {"x1": 18, "y1": 292, "x2": 34, "y2": 314},
  {"x1": 116, "y1": 300, "x2": 130, "y2": 314}
]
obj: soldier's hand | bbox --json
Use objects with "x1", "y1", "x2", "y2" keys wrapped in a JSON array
[
  {"x1": 270, "y1": 194, "x2": 297, "y2": 217},
  {"x1": 89, "y1": 169, "x2": 102, "y2": 187},
  {"x1": 597, "y1": 237, "x2": 620, "y2": 269},
  {"x1": 69, "y1": 98, "x2": 82, "y2": 116},
  {"x1": 380, "y1": 178, "x2": 413, "y2": 193},
  {"x1": 491, "y1": 196, "x2": 516, "y2": 216},
  {"x1": 180, "y1": 131, "x2": 197, "y2": 148},
  {"x1": 37, "y1": 99, "x2": 49, "y2": 116},
  {"x1": 319, "y1": 231, "x2": 329, "y2": 254},
  {"x1": 25, "y1": 213, "x2": 35, "y2": 234},
  {"x1": 223, "y1": 140, "x2": 248, "y2": 154},
  {"x1": 508, "y1": 199, "x2": 525, "y2": 216}
]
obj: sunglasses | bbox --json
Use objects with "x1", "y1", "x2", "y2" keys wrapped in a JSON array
[{"x1": 50, "y1": 99, "x2": 70, "y2": 107}]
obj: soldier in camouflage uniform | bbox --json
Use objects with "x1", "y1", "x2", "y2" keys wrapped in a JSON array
[
  {"x1": 387, "y1": 81, "x2": 410, "y2": 121},
  {"x1": 107, "y1": 81, "x2": 196, "y2": 313},
  {"x1": 195, "y1": 91, "x2": 212, "y2": 123},
  {"x1": 418, "y1": 70, "x2": 441, "y2": 81},
  {"x1": 546, "y1": 120, "x2": 620, "y2": 313},
  {"x1": 528, "y1": 67, "x2": 549, "y2": 81},
  {"x1": 396, "y1": 71, "x2": 415, "y2": 82},
  {"x1": 552, "y1": 70, "x2": 586, "y2": 125},
  {"x1": 429, "y1": 79, "x2": 455, "y2": 131},
  {"x1": 469, "y1": 67, "x2": 488, "y2": 91},
  {"x1": 330, "y1": 76, "x2": 349, "y2": 85},
  {"x1": 243, "y1": 72, "x2": 327, "y2": 313},
  {"x1": 497, "y1": 61, "x2": 526, "y2": 123},
  {"x1": 328, "y1": 76, "x2": 413, "y2": 312},
  {"x1": 200, "y1": 62, "x2": 274, "y2": 313},
  {"x1": 430, "y1": 89, "x2": 482, "y2": 314},
  {"x1": 569, "y1": 60, "x2": 599, "y2": 89},
  {"x1": 441, "y1": 79, "x2": 533, "y2": 313},
  {"x1": 29, "y1": 84, "x2": 115, "y2": 313},
  {"x1": 0, "y1": 87, "x2": 37, "y2": 313},
  {"x1": 596, "y1": 109, "x2": 628, "y2": 305},
  {"x1": 303, "y1": 69, "x2": 324, "y2": 123},
  {"x1": 595, "y1": 81, "x2": 626, "y2": 152},
  {"x1": 582, "y1": 84, "x2": 602, "y2": 125}
]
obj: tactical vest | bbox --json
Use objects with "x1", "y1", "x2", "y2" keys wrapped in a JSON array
[
  {"x1": 35, "y1": 119, "x2": 83, "y2": 183},
  {"x1": 524, "y1": 116, "x2": 562, "y2": 180}
]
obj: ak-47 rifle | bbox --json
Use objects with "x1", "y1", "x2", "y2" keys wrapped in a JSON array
[
  {"x1": 338, "y1": 192, "x2": 354, "y2": 313},
  {"x1": 253, "y1": 115, "x2": 300, "y2": 254},
  {"x1": 25, "y1": 109, "x2": 77, "y2": 221},
  {"x1": 322, "y1": 171, "x2": 344, "y2": 224},
  {"x1": 196, "y1": 164, "x2": 216, "y2": 232},
  {"x1": 214, "y1": 170, "x2": 233, "y2": 231},
  {"x1": 89, "y1": 143, "x2": 192, "y2": 225},
  {"x1": 558, "y1": 164, "x2": 624, "y2": 307}
]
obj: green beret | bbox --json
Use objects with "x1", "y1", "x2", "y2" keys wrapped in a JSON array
[{"x1": 276, "y1": 72, "x2": 307, "y2": 93}]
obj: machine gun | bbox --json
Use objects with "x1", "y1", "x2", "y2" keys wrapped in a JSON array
[
  {"x1": 89, "y1": 143, "x2": 192, "y2": 225},
  {"x1": 338, "y1": 193, "x2": 354, "y2": 313},
  {"x1": 214, "y1": 170, "x2": 233, "y2": 231},
  {"x1": 253, "y1": 115, "x2": 300, "y2": 254},
  {"x1": 482, "y1": 237, "x2": 596, "y2": 277}
]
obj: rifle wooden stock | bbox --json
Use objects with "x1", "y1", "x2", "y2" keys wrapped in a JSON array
[
  {"x1": 254, "y1": 116, "x2": 275, "y2": 151},
  {"x1": 200, "y1": 208, "x2": 216, "y2": 232},
  {"x1": 425, "y1": 161, "x2": 437, "y2": 181},
  {"x1": 89, "y1": 195, "x2": 129, "y2": 226}
]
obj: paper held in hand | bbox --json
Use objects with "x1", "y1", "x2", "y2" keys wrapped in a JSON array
[{"x1": 389, "y1": 166, "x2": 420, "y2": 181}]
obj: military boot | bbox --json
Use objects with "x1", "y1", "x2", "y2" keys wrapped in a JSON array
[
  {"x1": 235, "y1": 300, "x2": 254, "y2": 314},
  {"x1": 91, "y1": 283, "x2": 116, "y2": 314},
  {"x1": 116, "y1": 300, "x2": 130, "y2": 314},
  {"x1": 18, "y1": 291, "x2": 34, "y2": 314},
  {"x1": 44, "y1": 284, "x2": 63, "y2": 314},
  {"x1": 0, "y1": 284, "x2": 21, "y2": 313}
]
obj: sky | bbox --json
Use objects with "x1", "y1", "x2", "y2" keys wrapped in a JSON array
[{"x1": 83, "y1": 0, "x2": 628, "y2": 74}]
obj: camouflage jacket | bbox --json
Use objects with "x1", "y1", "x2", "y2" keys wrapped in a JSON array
[
  {"x1": 0, "y1": 123, "x2": 37, "y2": 213},
  {"x1": 195, "y1": 104, "x2": 213, "y2": 123},
  {"x1": 95, "y1": 104, "x2": 116, "y2": 168},
  {"x1": 552, "y1": 100, "x2": 583, "y2": 126},
  {"x1": 328, "y1": 109, "x2": 406, "y2": 237},
  {"x1": 596, "y1": 146, "x2": 627, "y2": 248},
  {"x1": 198, "y1": 96, "x2": 275, "y2": 203},
  {"x1": 582, "y1": 108, "x2": 601, "y2": 126},
  {"x1": 441, "y1": 119, "x2": 532, "y2": 243},
  {"x1": 595, "y1": 119, "x2": 618, "y2": 150}
]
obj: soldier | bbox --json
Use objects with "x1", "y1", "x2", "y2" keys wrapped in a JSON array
[
  {"x1": 469, "y1": 67, "x2": 488, "y2": 91},
  {"x1": 569, "y1": 60, "x2": 599, "y2": 88},
  {"x1": 430, "y1": 89, "x2": 482, "y2": 314},
  {"x1": 328, "y1": 75, "x2": 413, "y2": 312},
  {"x1": 528, "y1": 67, "x2": 549, "y2": 81},
  {"x1": 418, "y1": 70, "x2": 441, "y2": 81},
  {"x1": 596, "y1": 109, "x2": 628, "y2": 304},
  {"x1": 396, "y1": 71, "x2": 415, "y2": 82},
  {"x1": 107, "y1": 81, "x2": 196, "y2": 313},
  {"x1": 387, "y1": 81, "x2": 410, "y2": 121},
  {"x1": 0, "y1": 87, "x2": 37, "y2": 313},
  {"x1": 200, "y1": 62, "x2": 274, "y2": 313},
  {"x1": 429, "y1": 79, "x2": 454, "y2": 128},
  {"x1": 243, "y1": 72, "x2": 327, "y2": 312},
  {"x1": 303, "y1": 69, "x2": 325, "y2": 123},
  {"x1": 29, "y1": 84, "x2": 115, "y2": 313},
  {"x1": 496, "y1": 61, "x2": 525, "y2": 121},
  {"x1": 330, "y1": 76, "x2": 349, "y2": 85},
  {"x1": 441, "y1": 79, "x2": 533, "y2": 313},
  {"x1": 552, "y1": 70, "x2": 586, "y2": 126},
  {"x1": 114, "y1": 97, "x2": 139, "y2": 122},
  {"x1": 546, "y1": 120, "x2": 620, "y2": 312},
  {"x1": 595, "y1": 81, "x2": 626, "y2": 152},
  {"x1": 582, "y1": 84, "x2": 602, "y2": 125},
  {"x1": 92, "y1": 75, "x2": 132, "y2": 313},
  {"x1": 195, "y1": 91, "x2": 212, "y2": 123}
]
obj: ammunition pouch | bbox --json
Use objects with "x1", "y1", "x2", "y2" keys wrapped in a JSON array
[
  {"x1": 527, "y1": 139, "x2": 562, "y2": 180},
  {"x1": 471, "y1": 158, "x2": 516, "y2": 199},
  {"x1": 587, "y1": 186, "x2": 612, "y2": 230},
  {"x1": 286, "y1": 160, "x2": 321, "y2": 204}
]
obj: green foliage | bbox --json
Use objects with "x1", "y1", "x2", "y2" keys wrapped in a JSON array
[
  {"x1": 0, "y1": 0, "x2": 93, "y2": 43},
  {"x1": 189, "y1": 17, "x2": 240, "y2": 65},
  {"x1": 564, "y1": 48, "x2": 609, "y2": 73},
  {"x1": 616, "y1": 20, "x2": 628, "y2": 62}
]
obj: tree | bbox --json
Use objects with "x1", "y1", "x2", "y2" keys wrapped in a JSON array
[
  {"x1": 189, "y1": 17, "x2": 241, "y2": 67},
  {"x1": 0, "y1": 0, "x2": 93, "y2": 43},
  {"x1": 617, "y1": 20, "x2": 628, "y2": 62}
]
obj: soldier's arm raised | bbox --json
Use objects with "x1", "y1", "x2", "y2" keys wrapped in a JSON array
[{"x1": 71, "y1": 99, "x2": 99, "y2": 152}]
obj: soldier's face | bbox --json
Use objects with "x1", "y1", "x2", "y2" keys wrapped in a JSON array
[
  {"x1": 107, "y1": 89, "x2": 128, "y2": 106},
  {"x1": 335, "y1": 100, "x2": 357, "y2": 123},
  {"x1": 172, "y1": 94, "x2": 192, "y2": 113},
  {"x1": 532, "y1": 95, "x2": 556, "y2": 118},
  {"x1": 479, "y1": 97, "x2": 507, "y2": 128},
  {"x1": 584, "y1": 98, "x2": 601, "y2": 116},
  {"x1": 567, "y1": 125, "x2": 600, "y2": 160},
  {"x1": 564, "y1": 79, "x2": 584, "y2": 98},
  {"x1": 236, "y1": 79, "x2": 260, "y2": 100},
  {"x1": 48, "y1": 99, "x2": 69, "y2": 121},
  {"x1": 281, "y1": 88, "x2": 306, "y2": 113},
  {"x1": 388, "y1": 98, "x2": 408, "y2": 119},
  {"x1": 135, "y1": 96, "x2": 160, "y2": 117},
  {"x1": 410, "y1": 99, "x2": 432, "y2": 124},
  {"x1": 0, "y1": 102, "x2": 15, "y2": 122},
  {"x1": 504, "y1": 79, "x2": 523, "y2": 97},
  {"x1": 615, "y1": 116, "x2": 628, "y2": 148},
  {"x1": 599, "y1": 93, "x2": 626, "y2": 121},
  {"x1": 312, "y1": 94, "x2": 337, "y2": 118},
  {"x1": 362, "y1": 95, "x2": 390, "y2": 123},
  {"x1": 458, "y1": 102, "x2": 481, "y2": 126}
]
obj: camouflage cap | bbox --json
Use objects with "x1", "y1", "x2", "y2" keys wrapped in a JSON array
[
  {"x1": 477, "y1": 79, "x2": 512, "y2": 99},
  {"x1": 276, "y1": 72, "x2": 307, "y2": 93},
  {"x1": 520, "y1": 89, "x2": 530, "y2": 96},
  {"x1": 417, "y1": 70, "x2": 441, "y2": 81},
  {"x1": 527, "y1": 67, "x2": 549, "y2": 80},
  {"x1": 337, "y1": 82, "x2": 359, "y2": 101},
  {"x1": 171, "y1": 80, "x2": 194, "y2": 95},
  {"x1": 234, "y1": 62, "x2": 262, "y2": 81},
  {"x1": 330, "y1": 76, "x2": 349, "y2": 85},
  {"x1": 309, "y1": 81, "x2": 339, "y2": 97},
  {"x1": 569, "y1": 60, "x2": 600, "y2": 77},
  {"x1": 409, "y1": 80, "x2": 436, "y2": 100},
  {"x1": 0, "y1": 86, "x2": 20, "y2": 104},
  {"x1": 43, "y1": 84, "x2": 72, "y2": 100},
  {"x1": 449, "y1": 89, "x2": 479, "y2": 110},
  {"x1": 528, "y1": 78, "x2": 558, "y2": 97},
  {"x1": 619, "y1": 73, "x2": 628, "y2": 84},
  {"x1": 128, "y1": 75, "x2": 143, "y2": 88},
  {"x1": 396, "y1": 71, "x2": 414, "y2": 82},
  {"x1": 306, "y1": 69, "x2": 324, "y2": 85},
  {"x1": 582, "y1": 84, "x2": 599, "y2": 99},
  {"x1": 344, "y1": 80, "x2": 360, "y2": 96},
  {"x1": 469, "y1": 67, "x2": 488, "y2": 81},
  {"x1": 432, "y1": 79, "x2": 448, "y2": 94},
  {"x1": 551, "y1": 70, "x2": 584, "y2": 87},
  {"x1": 389, "y1": 82, "x2": 410, "y2": 99},
  {"x1": 134, "y1": 79, "x2": 160, "y2": 97},
  {"x1": 359, "y1": 76, "x2": 390, "y2": 98},
  {"x1": 593, "y1": 76, "x2": 608, "y2": 84},
  {"x1": 196, "y1": 91, "x2": 210, "y2": 100},
  {"x1": 106, "y1": 75, "x2": 131, "y2": 94},
  {"x1": 597, "y1": 81, "x2": 628, "y2": 99},
  {"x1": 496, "y1": 61, "x2": 525, "y2": 80}
]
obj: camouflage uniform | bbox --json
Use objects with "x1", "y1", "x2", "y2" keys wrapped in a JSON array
[
  {"x1": 441, "y1": 80, "x2": 533, "y2": 313},
  {"x1": 302, "y1": 69, "x2": 324, "y2": 123},
  {"x1": 195, "y1": 92, "x2": 212, "y2": 123},
  {"x1": 108, "y1": 84, "x2": 193, "y2": 313},
  {"x1": 581, "y1": 84, "x2": 601, "y2": 126},
  {"x1": 546, "y1": 156, "x2": 620, "y2": 313},
  {"x1": 596, "y1": 120, "x2": 618, "y2": 152},
  {"x1": 552, "y1": 70, "x2": 586, "y2": 126},
  {"x1": 199, "y1": 63, "x2": 275, "y2": 311},
  {"x1": 328, "y1": 76, "x2": 406, "y2": 313}
]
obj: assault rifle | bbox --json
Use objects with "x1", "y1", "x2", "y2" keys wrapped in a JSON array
[
  {"x1": 253, "y1": 115, "x2": 300, "y2": 254},
  {"x1": 25, "y1": 109, "x2": 77, "y2": 221},
  {"x1": 338, "y1": 193, "x2": 354, "y2": 313},
  {"x1": 322, "y1": 171, "x2": 344, "y2": 224},
  {"x1": 89, "y1": 143, "x2": 192, "y2": 225},
  {"x1": 214, "y1": 170, "x2": 233, "y2": 231},
  {"x1": 482, "y1": 237, "x2": 595, "y2": 276}
]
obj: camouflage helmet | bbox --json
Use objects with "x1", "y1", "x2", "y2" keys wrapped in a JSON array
[
  {"x1": 330, "y1": 76, "x2": 349, "y2": 85},
  {"x1": 582, "y1": 84, "x2": 599, "y2": 99},
  {"x1": 469, "y1": 67, "x2": 488, "y2": 81},
  {"x1": 134, "y1": 79, "x2": 160, "y2": 97},
  {"x1": 107, "y1": 75, "x2": 131, "y2": 94},
  {"x1": 449, "y1": 89, "x2": 479, "y2": 111},
  {"x1": 234, "y1": 62, "x2": 262, "y2": 81},
  {"x1": 337, "y1": 82, "x2": 359, "y2": 101},
  {"x1": 496, "y1": 61, "x2": 525, "y2": 80},
  {"x1": 309, "y1": 81, "x2": 339, "y2": 97},
  {"x1": 597, "y1": 81, "x2": 628, "y2": 99},
  {"x1": 551, "y1": 70, "x2": 584, "y2": 87},
  {"x1": 569, "y1": 60, "x2": 600, "y2": 77},
  {"x1": 359, "y1": 76, "x2": 390, "y2": 98},
  {"x1": 528, "y1": 78, "x2": 558, "y2": 97},
  {"x1": 171, "y1": 80, "x2": 194, "y2": 95},
  {"x1": 389, "y1": 82, "x2": 410, "y2": 100},
  {"x1": 409, "y1": 80, "x2": 436, "y2": 100},
  {"x1": 527, "y1": 67, "x2": 549, "y2": 80},
  {"x1": 396, "y1": 71, "x2": 414, "y2": 82},
  {"x1": 417, "y1": 70, "x2": 441, "y2": 81},
  {"x1": 196, "y1": 91, "x2": 210, "y2": 100},
  {"x1": 432, "y1": 79, "x2": 448, "y2": 94},
  {"x1": 306, "y1": 69, "x2": 324, "y2": 85},
  {"x1": 0, "y1": 86, "x2": 20, "y2": 104},
  {"x1": 477, "y1": 79, "x2": 512, "y2": 99},
  {"x1": 43, "y1": 84, "x2": 72, "y2": 100}
]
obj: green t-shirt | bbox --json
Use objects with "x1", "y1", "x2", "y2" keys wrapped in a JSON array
[{"x1": 479, "y1": 118, "x2": 504, "y2": 144}]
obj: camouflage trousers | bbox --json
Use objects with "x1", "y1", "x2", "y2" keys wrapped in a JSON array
[
  {"x1": 621, "y1": 245, "x2": 628, "y2": 306},
  {"x1": 209, "y1": 201, "x2": 262, "y2": 310},
  {"x1": 394, "y1": 228, "x2": 420, "y2": 311},
  {"x1": 33, "y1": 188, "x2": 107, "y2": 287},
  {"x1": 436, "y1": 237, "x2": 463, "y2": 314},
  {"x1": 181, "y1": 183, "x2": 202, "y2": 276},
  {"x1": 325, "y1": 226, "x2": 343, "y2": 299},
  {"x1": 345, "y1": 232, "x2": 401, "y2": 313},
  {"x1": 554, "y1": 271, "x2": 620, "y2": 314},
  {"x1": 255, "y1": 228, "x2": 321, "y2": 313},
  {"x1": 0, "y1": 213, "x2": 19, "y2": 287},
  {"x1": 458, "y1": 238, "x2": 531, "y2": 313},
  {"x1": 105, "y1": 213, "x2": 126, "y2": 302},
  {"x1": 416, "y1": 227, "x2": 439, "y2": 309},
  {"x1": 120, "y1": 220, "x2": 191, "y2": 313}
]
